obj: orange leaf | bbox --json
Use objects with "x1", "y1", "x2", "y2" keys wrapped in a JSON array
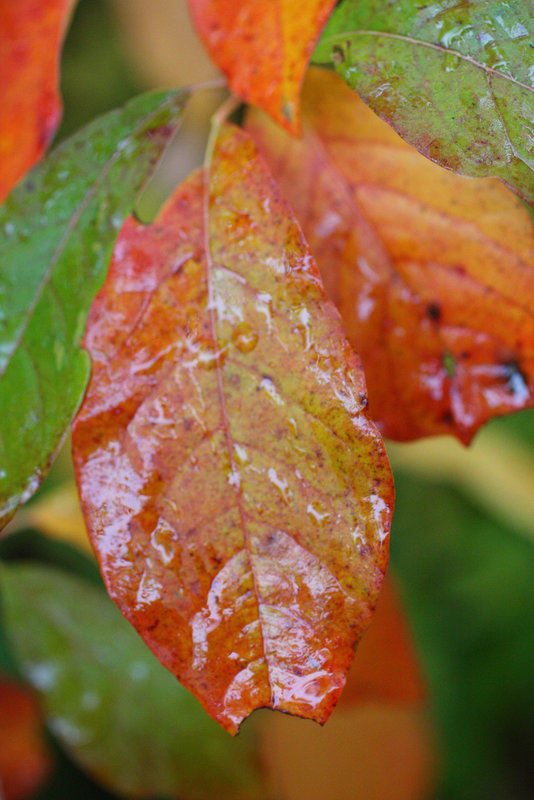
[
  {"x1": 72, "y1": 122, "x2": 393, "y2": 733},
  {"x1": 187, "y1": 0, "x2": 336, "y2": 133},
  {"x1": 0, "y1": 0, "x2": 75, "y2": 202},
  {"x1": 341, "y1": 574, "x2": 424, "y2": 707},
  {"x1": 246, "y1": 68, "x2": 534, "y2": 443},
  {"x1": 0, "y1": 677, "x2": 52, "y2": 800},
  {"x1": 260, "y1": 705, "x2": 436, "y2": 800}
]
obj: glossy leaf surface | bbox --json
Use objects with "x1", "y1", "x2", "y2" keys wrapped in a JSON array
[
  {"x1": 0, "y1": 0, "x2": 75, "y2": 202},
  {"x1": 315, "y1": 0, "x2": 534, "y2": 205},
  {"x1": 72, "y1": 122, "x2": 393, "y2": 733},
  {"x1": 0, "y1": 90, "x2": 187, "y2": 530},
  {"x1": 187, "y1": 0, "x2": 336, "y2": 132},
  {"x1": 0, "y1": 675, "x2": 52, "y2": 800},
  {"x1": 247, "y1": 69, "x2": 534, "y2": 442},
  {"x1": 0, "y1": 562, "x2": 262, "y2": 799}
]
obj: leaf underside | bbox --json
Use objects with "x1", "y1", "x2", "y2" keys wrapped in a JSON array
[
  {"x1": 187, "y1": 0, "x2": 336, "y2": 132},
  {"x1": 72, "y1": 122, "x2": 393, "y2": 733},
  {"x1": 0, "y1": 562, "x2": 261, "y2": 800},
  {"x1": 0, "y1": 90, "x2": 188, "y2": 529},
  {"x1": 0, "y1": 0, "x2": 76, "y2": 202},
  {"x1": 315, "y1": 0, "x2": 534, "y2": 205},
  {"x1": 246, "y1": 68, "x2": 534, "y2": 443}
]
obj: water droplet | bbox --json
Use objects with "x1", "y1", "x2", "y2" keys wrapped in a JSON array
[
  {"x1": 306, "y1": 502, "x2": 330, "y2": 527},
  {"x1": 288, "y1": 417, "x2": 298, "y2": 437},
  {"x1": 151, "y1": 520, "x2": 175, "y2": 565},
  {"x1": 442, "y1": 52, "x2": 460, "y2": 72},
  {"x1": 504, "y1": 361, "x2": 529, "y2": 402},
  {"x1": 439, "y1": 24, "x2": 473, "y2": 49},
  {"x1": 483, "y1": 41, "x2": 508, "y2": 71},
  {"x1": 260, "y1": 376, "x2": 284, "y2": 406},
  {"x1": 227, "y1": 466, "x2": 241, "y2": 491},
  {"x1": 196, "y1": 342, "x2": 227, "y2": 370},
  {"x1": 234, "y1": 444, "x2": 250, "y2": 466},
  {"x1": 232, "y1": 322, "x2": 258, "y2": 353},
  {"x1": 293, "y1": 307, "x2": 313, "y2": 350},
  {"x1": 268, "y1": 467, "x2": 293, "y2": 505}
]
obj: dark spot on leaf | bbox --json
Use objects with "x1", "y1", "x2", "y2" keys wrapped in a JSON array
[
  {"x1": 442, "y1": 411, "x2": 453, "y2": 425},
  {"x1": 504, "y1": 360, "x2": 529, "y2": 398},
  {"x1": 426, "y1": 302, "x2": 441, "y2": 321},
  {"x1": 332, "y1": 45, "x2": 345, "y2": 64}
]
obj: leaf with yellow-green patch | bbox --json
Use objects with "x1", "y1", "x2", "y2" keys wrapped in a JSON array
[
  {"x1": 315, "y1": 0, "x2": 534, "y2": 205},
  {"x1": 72, "y1": 121, "x2": 393, "y2": 733}
]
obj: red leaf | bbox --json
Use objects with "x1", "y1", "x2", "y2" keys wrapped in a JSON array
[
  {"x1": 187, "y1": 0, "x2": 336, "y2": 133},
  {"x1": 72, "y1": 122, "x2": 394, "y2": 733},
  {"x1": 0, "y1": 676, "x2": 52, "y2": 800},
  {"x1": 0, "y1": 0, "x2": 75, "y2": 202},
  {"x1": 340, "y1": 574, "x2": 424, "y2": 707},
  {"x1": 246, "y1": 68, "x2": 534, "y2": 443}
]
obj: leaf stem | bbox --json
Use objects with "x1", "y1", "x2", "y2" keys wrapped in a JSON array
[
  {"x1": 188, "y1": 77, "x2": 228, "y2": 94},
  {"x1": 203, "y1": 94, "x2": 242, "y2": 171}
]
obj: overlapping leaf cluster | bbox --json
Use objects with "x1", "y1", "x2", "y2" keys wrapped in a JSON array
[{"x1": 0, "y1": 0, "x2": 532, "y2": 747}]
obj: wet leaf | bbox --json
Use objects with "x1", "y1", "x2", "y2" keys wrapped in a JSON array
[
  {"x1": 0, "y1": 562, "x2": 262, "y2": 800},
  {"x1": 0, "y1": 0, "x2": 76, "y2": 202},
  {"x1": 0, "y1": 90, "x2": 187, "y2": 530},
  {"x1": 187, "y1": 0, "x2": 336, "y2": 132},
  {"x1": 315, "y1": 0, "x2": 534, "y2": 205},
  {"x1": 72, "y1": 121, "x2": 393, "y2": 733},
  {"x1": 0, "y1": 675, "x2": 52, "y2": 800},
  {"x1": 246, "y1": 68, "x2": 534, "y2": 443}
]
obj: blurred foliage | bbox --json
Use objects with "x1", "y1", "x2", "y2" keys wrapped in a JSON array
[
  {"x1": 391, "y1": 410, "x2": 534, "y2": 800},
  {"x1": 1, "y1": 562, "x2": 262, "y2": 800},
  {"x1": 57, "y1": 0, "x2": 142, "y2": 140}
]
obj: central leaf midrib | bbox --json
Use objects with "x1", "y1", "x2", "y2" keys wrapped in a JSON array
[
  {"x1": 323, "y1": 29, "x2": 534, "y2": 93},
  {"x1": 201, "y1": 151, "x2": 273, "y2": 699}
]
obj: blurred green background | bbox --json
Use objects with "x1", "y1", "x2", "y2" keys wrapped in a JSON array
[{"x1": 1, "y1": 2, "x2": 534, "y2": 799}]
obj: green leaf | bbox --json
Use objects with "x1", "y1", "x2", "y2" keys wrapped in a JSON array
[
  {"x1": 0, "y1": 90, "x2": 187, "y2": 529},
  {"x1": 315, "y1": 0, "x2": 534, "y2": 204},
  {"x1": 0, "y1": 562, "x2": 262, "y2": 800}
]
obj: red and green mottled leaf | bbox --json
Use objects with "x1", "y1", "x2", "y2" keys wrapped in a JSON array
[
  {"x1": 0, "y1": 563, "x2": 262, "y2": 799},
  {"x1": 246, "y1": 68, "x2": 534, "y2": 443},
  {"x1": 187, "y1": 0, "x2": 336, "y2": 132},
  {"x1": 315, "y1": 0, "x2": 534, "y2": 205},
  {"x1": 0, "y1": 0, "x2": 76, "y2": 202},
  {"x1": 72, "y1": 121, "x2": 393, "y2": 733},
  {"x1": 0, "y1": 676, "x2": 52, "y2": 800},
  {"x1": 0, "y1": 90, "x2": 187, "y2": 530}
]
